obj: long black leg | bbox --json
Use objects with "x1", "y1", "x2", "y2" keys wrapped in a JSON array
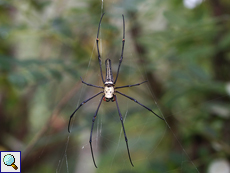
[
  {"x1": 115, "y1": 80, "x2": 147, "y2": 89},
  {"x1": 114, "y1": 14, "x2": 125, "y2": 84},
  {"x1": 89, "y1": 94, "x2": 104, "y2": 168},
  {"x1": 96, "y1": 13, "x2": 105, "y2": 83},
  {"x1": 80, "y1": 77, "x2": 104, "y2": 89},
  {"x1": 68, "y1": 91, "x2": 103, "y2": 133},
  {"x1": 115, "y1": 91, "x2": 165, "y2": 120},
  {"x1": 114, "y1": 95, "x2": 134, "y2": 167}
]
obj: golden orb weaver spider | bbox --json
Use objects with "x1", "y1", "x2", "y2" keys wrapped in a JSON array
[{"x1": 68, "y1": 13, "x2": 165, "y2": 168}]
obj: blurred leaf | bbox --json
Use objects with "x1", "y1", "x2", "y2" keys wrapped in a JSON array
[
  {"x1": 163, "y1": 10, "x2": 187, "y2": 26},
  {"x1": 171, "y1": 71, "x2": 192, "y2": 83},
  {"x1": 0, "y1": 56, "x2": 12, "y2": 71},
  {"x1": 0, "y1": 26, "x2": 11, "y2": 39},
  {"x1": 52, "y1": 18, "x2": 72, "y2": 37},
  {"x1": 219, "y1": 31, "x2": 230, "y2": 50},
  {"x1": 0, "y1": 0, "x2": 10, "y2": 6},
  {"x1": 48, "y1": 69, "x2": 62, "y2": 80},
  {"x1": 8, "y1": 73, "x2": 27, "y2": 87},
  {"x1": 204, "y1": 101, "x2": 230, "y2": 118},
  {"x1": 63, "y1": 66, "x2": 79, "y2": 78},
  {"x1": 122, "y1": 0, "x2": 140, "y2": 11},
  {"x1": 188, "y1": 64, "x2": 210, "y2": 80},
  {"x1": 30, "y1": 0, "x2": 51, "y2": 11},
  {"x1": 30, "y1": 70, "x2": 47, "y2": 82}
]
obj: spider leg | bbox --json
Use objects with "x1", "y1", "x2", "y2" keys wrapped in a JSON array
[
  {"x1": 89, "y1": 94, "x2": 104, "y2": 168},
  {"x1": 115, "y1": 80, "x2": 147, "y2": 89},
  {"x1": 115, "y1": 91, "x2": 165, "y2": 120},
  {"x1": 114, "y1": 95, "x2": 134, "y2": 167},
  {"x1": 96, "y1": 13, "x2": 105, "y2": 83},
  {"x1": 80, "y1": 77, "x2": 103, "y2": 89},
  {"x1": 68, "y1": 91, "x2": 103, "y2": 133},
  {"x1": 114, "y1": 14, "x2": 125, "y2": 84}
]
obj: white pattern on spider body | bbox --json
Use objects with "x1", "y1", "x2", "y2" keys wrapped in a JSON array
[{"x1": 104, "y1": 85, "x2": 114, "y2": 98}]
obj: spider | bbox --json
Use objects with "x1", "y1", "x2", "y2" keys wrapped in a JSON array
[{"x1": 68, "y1": 13, "x2": 164, "y2": 168}]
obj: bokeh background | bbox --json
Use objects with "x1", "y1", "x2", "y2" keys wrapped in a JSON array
[{"x1": 0, "y1": 0, "x2": 230, "y2": 172}]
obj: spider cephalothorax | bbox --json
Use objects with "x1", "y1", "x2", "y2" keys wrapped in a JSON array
[
  {"x1": 68, "y1": 13, "x2": 164, "y2": 168},
  {"x1": 103, "y1": 85, "x2": 115, "y2": 102}
]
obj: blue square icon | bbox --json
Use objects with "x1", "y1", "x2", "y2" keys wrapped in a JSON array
[{"x1": 0, "y1": 151, "x2": 21, "y2": 173}]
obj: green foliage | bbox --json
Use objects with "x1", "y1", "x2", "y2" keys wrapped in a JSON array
[{"x1": 0, "y1": 0, "x2": 230, "y2": 173}]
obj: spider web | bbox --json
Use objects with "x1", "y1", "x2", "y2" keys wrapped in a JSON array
[
  {"x1": 56, "y1": 47, "x2": 200, "y2": 173},
  {"x1": 55, "y1": 35, "x2": 97, "y2": 173},
  {"x1": 54, "y1": 1, "x2": 202, "y2": 173},
  {"x1": 19, "y1": 1, "x2": 230, "y2": 173},
  {"x1": 56, "y1": 2, "x2": 105, "y2": 171}
]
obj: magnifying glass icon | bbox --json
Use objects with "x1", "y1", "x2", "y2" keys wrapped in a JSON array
[{"x1": 3, "y1": 154, "x2": 18, "y2": 170}]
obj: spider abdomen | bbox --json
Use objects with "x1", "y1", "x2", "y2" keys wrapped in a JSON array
[{"x1": 105, "y1": 58, "x2": 113, "y2": 83}]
